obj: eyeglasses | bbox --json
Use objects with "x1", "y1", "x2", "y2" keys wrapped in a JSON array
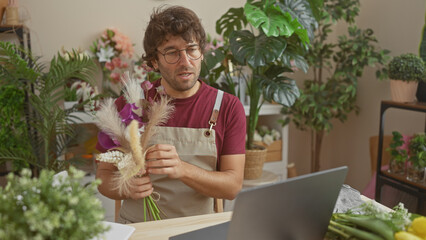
[{"x1": 157, "y1": 45, "x2": 202, "y2": 64}]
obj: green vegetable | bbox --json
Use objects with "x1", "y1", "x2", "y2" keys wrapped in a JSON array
[
  {"x1": 339, "y1": 215, "x2": 394, "y2": 240},
  {"x1": 329, "y1": 220, "x2": 385, "y2": 240}
]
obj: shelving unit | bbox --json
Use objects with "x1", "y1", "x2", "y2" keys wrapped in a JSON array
[{"x1": 374, "y1": 100, "x2": 426, "y2": 214}]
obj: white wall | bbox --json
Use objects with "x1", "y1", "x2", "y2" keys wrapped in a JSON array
[
  {"x1": 18, "y1": 0, "x2": 245, "y2": 61},
  {"x1": 14, "y1": 0, "x2": 426, "y2": 192}
]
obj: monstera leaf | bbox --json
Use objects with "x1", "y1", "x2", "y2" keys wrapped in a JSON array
[
  {"x1": 244, "y1": 1, "x2": 309, "y2": 46},
  {"x1": 216, "y1": 7, "x2": 247, "y2": 37},
  {"x1": 258, "y1": 73, "x2": 300, "y2": 107},
  {"x1": 230, "y1": 30, "x2": 287, "y2": 68},
  {"x1": 277, "y1": 0, "x2": 318, "y2": 40}
]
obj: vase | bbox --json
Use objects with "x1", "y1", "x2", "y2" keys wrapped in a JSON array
[
  {"x1": 390, "y1": 80, "x2": 418, "y2": 103},
  {"x1": 244, "y1": 145, "x2": 267, "y2": 180},
  {"x1": 388, "y1": 158, "x2": 405, "y2": 175},
  {"x1": 406, "y1": 163, "x2": 425, "y2": 183}
]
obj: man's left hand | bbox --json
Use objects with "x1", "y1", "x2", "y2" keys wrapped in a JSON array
[{"x1": 145, "y1": 144, "x2": 186, "y2": 179}]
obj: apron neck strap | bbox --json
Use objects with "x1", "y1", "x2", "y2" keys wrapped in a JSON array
[
  {"x1": 209, "y1": 90, "x2": 224, "y2": 125},
  {"x1": 206, "y1": 90, "x2": 224, "y2": 136}
]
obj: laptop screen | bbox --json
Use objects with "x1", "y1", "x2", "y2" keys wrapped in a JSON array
[{"x1": 170, "y1": 166, "x2": 348, "y2": 240}]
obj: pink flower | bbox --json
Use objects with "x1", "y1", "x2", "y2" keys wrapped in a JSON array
[
  {"x1": 105, "y1": 61, "x2": 115, "y2": 71},
  {"x1": 112, "y1": 57, "x2": 122, "y2": 68},
  {"x1": 121, "y1": 61, "x2": 128, "y2": 69},
  {"x1": 141, "y1": 80, "x2": 153, "y2": 91},
  {"x1": 156, "y1": 86, "x2": 166, "y2": 95},
  {"x1": 119, "y1": 103, "x2": 142, "y2": 126},
  {"x1": 400, "y1": 135, "x2": 412, "y2": 153},
  {"x1": 110, "y1": 72, "x2": 121, "y2": 83}
]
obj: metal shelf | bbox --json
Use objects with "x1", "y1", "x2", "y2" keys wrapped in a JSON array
[{"x1": 374, "y1": 101, "x2": 426, "y2": 214}]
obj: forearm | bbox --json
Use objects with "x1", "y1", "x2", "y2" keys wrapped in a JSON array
[
  {"x1": 180, "y1": 165, "x2": 241, "y2": 200},
  {"x1": 180, "y1": 154, "x2": 245, "y2": 200}
]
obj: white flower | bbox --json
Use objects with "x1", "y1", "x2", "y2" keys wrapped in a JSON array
[
  {"x1": 96, "y1": 46, "x2": 115, "y2": 62},
  {"x1": 253, "y1": 131, "x2": 262, "y2": 142},
  {"x1": 271, "y1": 129, "x2": 281, "y2": 140},
  {"x1": 258, "y1": 125, "x2": 269, "y2": 134},
  {"x1": 263, "y1": 134, "x2": 274, "y2": 145}
]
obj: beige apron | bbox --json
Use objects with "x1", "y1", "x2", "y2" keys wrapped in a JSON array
[{"x1": 118, "y1": 90, "x2": 224, "y2": 223}]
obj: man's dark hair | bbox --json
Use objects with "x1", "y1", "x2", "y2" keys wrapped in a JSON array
[{"x1": 142, "y1": 5, "x2": 206, "y2": 68}]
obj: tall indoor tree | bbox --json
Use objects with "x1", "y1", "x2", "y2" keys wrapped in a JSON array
[{"x1": 282, "y1": 0, "x2": 390, "y2": 172}]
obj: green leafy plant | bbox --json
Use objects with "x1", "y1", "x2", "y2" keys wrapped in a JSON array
[
  {"x1": 0, "y1": 85, "x2": 31, "y2": 171},
  {"x1": 408, "y1": 132, "x2": 426, "y2": 168},
  {"x1": 281, "y1": 0, "x2": 390, "y2": 172},
  {"x1": 325, "y1": 202, "x2": 413, "y2": 240},
  {"x1": 0, "y1": 41, "x2": 98, "y2": 173},
  {"x1": 387, "y1": 131, "x2": 409, "y2": 164},
  {"x1": 388, "y1": 53, "x2": 425, "y2": 82},
  {"x1": 0, "y1": 167, "x2": 108, "y2": 240},
  {"x1": 203, "y1": 0, "x2": 319, "y2": 149}
]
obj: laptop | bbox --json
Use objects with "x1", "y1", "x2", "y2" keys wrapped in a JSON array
[{"x1": 170, "y1": 166, "x2": 348, "y2": 240}]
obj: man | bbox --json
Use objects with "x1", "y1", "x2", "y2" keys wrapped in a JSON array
[{"x1": 96, "y1": 5, "x2": 246, "y2": 223}]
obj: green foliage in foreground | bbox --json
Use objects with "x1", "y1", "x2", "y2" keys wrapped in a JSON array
[
  {"x1": 0, "y1": 167, "x2": 109, "y2": 240},
  {"x1": 325, "y1": 202, "x2": 414, "y2": 240}
]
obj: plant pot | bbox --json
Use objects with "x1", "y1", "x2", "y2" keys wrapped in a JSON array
[
  {"x1": 64, "y1": 101, "x2": 78, "y2": 110},
  {"x1": 416, "y1": 81, "x2": 426, "y2": 102},
  {"x1": 406, "y1": 163, "x2": 425, "y2": 183},
  {"x1": 5, "y1": 6, "x2": 19, "y2": 25},
  {"x1": 244, "y1": 145, "x2": 267, "y2": 180},
  {"x1": 390, "y1": 80, "x2": 418, "y2": 103},
  {"x1": 388, "y1": 158, "x2": 405, "y2": 175}
]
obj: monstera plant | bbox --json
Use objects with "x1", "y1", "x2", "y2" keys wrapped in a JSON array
[{"x1": 203, "y1": 0, "x2": 320, "y2": 150}]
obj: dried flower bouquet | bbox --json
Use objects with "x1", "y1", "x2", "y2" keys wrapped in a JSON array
[{"x1": 95, "y1": 75, "x2": 174, "y2": 221}]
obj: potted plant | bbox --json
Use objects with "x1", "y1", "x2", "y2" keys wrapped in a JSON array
[
  {"x1": 281, "y1": 0, "x2": 390, "y2": 172},
  {"x1": 386, "y1": 131, "x2": 409, "y2": 175},
  {"x1": 0, "y1": 41, "x2": 98, "y2": 174},
  {"x1": 203, "y1": 0, "x2": 318, "y2": 179},
  {"x1": 407, "y1": 132, "x2": 426, "y2": 182},
  {"x1": 0, "y1": 167, "x2": 108, "y2": 239},
  {"x1": 387, "y1": 53, "x2": 425, "y2": 103}
]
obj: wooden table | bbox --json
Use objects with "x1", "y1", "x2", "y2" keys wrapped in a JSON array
[
  {"x1": 129, "y1": 211, "x2": 232, "y2": 240},
  {"x1": 128, "y1": 196, "x2": 387, "y2": 240}
]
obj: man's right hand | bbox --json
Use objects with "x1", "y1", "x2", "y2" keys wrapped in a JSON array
[{"x1": 127, "y1": 171, "x2": 154, "y2": 200}]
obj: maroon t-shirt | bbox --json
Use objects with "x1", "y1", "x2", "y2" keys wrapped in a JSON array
[{"x1": 96, "y1": 79, "x2": 246, "y2": 162}]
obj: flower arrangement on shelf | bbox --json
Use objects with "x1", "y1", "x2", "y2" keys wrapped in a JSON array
[
  {"x1": 95, "y1": 75, "x2": 174, "y2": 221},
  {"x1": 253, "y1": 125, "x2": 281, "y2": 146},
  {"x1": 61, "y1": 47, "x2": 96, "y2": 102},
  {"x1": 70, "y1": 80, "x2": 99, "y2": 112},
  {"x1": 407, "y1": 132, "x2": 426, "y2": 182},
  {"x1": 133, "y1": 60, "x2": 161, "y2": 83},
  {"x1": 90, "y1": 28, "x2": 135, "y2": 95},
  {"x1": 385, "y1": 131, "x2": 425, "y2": 182},
  {"x1": 386, "y1": 131, "x2": 410, "y2": 175},
  {"x1": 0, "y1": 167, "x2": 108, "y2": 239}
]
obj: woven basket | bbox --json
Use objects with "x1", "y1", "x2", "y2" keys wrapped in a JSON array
[{"x1": 244, "y1": 146, "x2": 267, "y2": 180}]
